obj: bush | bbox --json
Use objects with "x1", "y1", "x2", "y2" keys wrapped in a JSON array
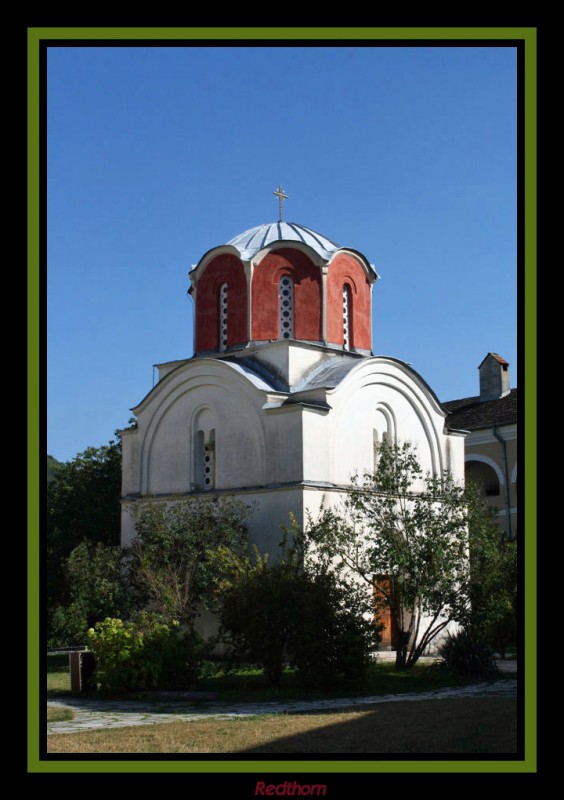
[
  {"x1": 290, "y1": 571, "x2": 378, "y2": 691},
  {"x1": 219, "y1": 552, "x2": 379, "y2": 690},
  {"x1": 219, "y1": 558, "x2": 297, "y2": 688},
  {"x1": 48, "y1": 541, "x2": 130, "y2": 647},
  {"x1": 48, "y1": 602, "x2": 91, "y2": 648},
  {"x1": 126, "y1": 496, "x2": 250, "y2": 630},
  {"x1": 438, "y1": 629, "x2": 499, "y2": 679},
  {"x1": 86, "y1": 612, "x2": 205, "y2": 692}
]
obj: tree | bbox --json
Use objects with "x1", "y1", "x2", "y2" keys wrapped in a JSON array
[
  {"x1": 466, "y1": 491, "x2": 518, "y2": 656},
  {"x1": 47, "y1": 439, "x2": 122, "y2": 631},
  {"x1": 305, "y1": 440, "x2": 500, "y2": 670},
  {"x1": 218, "y1": 541, "x2": 379, "y2": 689},
  {"x1": 48, "y1": 541, "x2": 131, "y2": 647},
  {"x1": 218, "y1": 549, "x2": 299, "y2": 688},
  {"x1": 125, "y1": 495, "x2": 251, "y2": 630}
]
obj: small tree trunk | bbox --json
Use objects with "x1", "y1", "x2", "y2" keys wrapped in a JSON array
[{"x1": 395, "y1": 631, "x2": 411, "y2": 670}]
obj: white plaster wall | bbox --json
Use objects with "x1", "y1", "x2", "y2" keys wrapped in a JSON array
[
  {"x1": 250, "y1": 341, "x2": 290, "y2": 381},
  {"x1": 121, "y1": 429, "x2": 141, "y2": 496},
  {"x1": 239, "y1": 486, "x2": 306, "y2": 558},
  {"x1": 324, "y1": 359, "x2": 453, "y2": 487},
  {"x1": 236, "y1": 341, "x2": 334, "y2": 388},
  {"x1": 263, "y1": 407, "x2": 304, "y2": 484},
  {"x1": 120, "y1": 503, "x2": 137, "y2": 548},
  {"x1": 287, "y1": 344, "x2": 331, "y2": 387},
  {"x1": 133, "y1": 360, "x2": 269, "y2": 495}
]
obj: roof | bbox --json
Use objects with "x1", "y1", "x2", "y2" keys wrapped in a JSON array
[
  {"x1": 442, "y1": 388, "x2": 518, "y2": 431},
  {"x1": 222, "y1": 353, "x2": 362, "y2": 394},
  {"x1": 478, "y1": 352, "x2": 509, "y2": 369},
  {"x1": 292, "y1": 356, "x2": 362, "y2": 392},
  {"x1": 227, "y1": 221, "x2": 342, "y2": 260}
]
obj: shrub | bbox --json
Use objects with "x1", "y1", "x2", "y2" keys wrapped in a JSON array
[
  {"x1": 126, "y1": 496, "x2": 251, "y2": 630},
  {"x1": 438, "y1": 629, "x2": 499, "y2": 678},
  {"x1": 219, "y1": 551, "x2": 379, "y2": 690},
  {"x1": 219, "y1": 558, "x2": 296, "y2": 688},
  {"x1": 86, "y1": 612, "x2": 205, "y2": 692},
  {"x1": 289, "y1": 570, "x2": 378, "y2": 691},
  {"x1": 48, "y1": 602, "x2": 91, "y2": 648},
  {"x1": 48, "y1": 541, "x2": 130, "y2": 647}
]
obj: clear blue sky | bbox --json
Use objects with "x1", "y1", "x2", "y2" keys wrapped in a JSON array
[{"x1": 47, "y1": 45, "x2": 517, "y2": 463}]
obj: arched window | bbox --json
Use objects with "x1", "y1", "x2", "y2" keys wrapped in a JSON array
[
  {"x1": 343, "y1": 284, "x2": 352, "y2": 350},
  {"x1": 219, "y1": 283, "x2": 228, "y2": 352},
  {"x1": 279, "y1": 275, "x2": 294, "y2": 340}
]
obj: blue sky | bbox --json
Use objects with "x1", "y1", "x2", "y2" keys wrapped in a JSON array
[{"x1": 47, "y1": 45, "x2": 517, "y2": 463}]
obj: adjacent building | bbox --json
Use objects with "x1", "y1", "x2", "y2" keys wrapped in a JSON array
[{"x1": 443, "y1": 353, "x2": 518, "y2": 538}]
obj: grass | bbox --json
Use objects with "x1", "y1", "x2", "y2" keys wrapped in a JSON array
[
  {"x1": 47, "y1": 706, "x2": 75, "y2": 723},
  {"x1": 47, "y1": 654, "x2": 515, "y2": 702},
  {"x1": 184, "y1": 659, "x2": 511, "y2": 702},
  {"x1": 47, "y1": 654, "x2": 72, "y2": 695},
  {"x1": 46, "y1": 696, "x2": 517, "y2": 754}
]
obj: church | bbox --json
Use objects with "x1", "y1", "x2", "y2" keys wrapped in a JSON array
[{"x1": 120, "y1": 189, "x2": 466, "y2": 641}]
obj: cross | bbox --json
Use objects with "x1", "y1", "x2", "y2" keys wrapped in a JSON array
[{"x1": 273, "y1": 184, "x2": 288, "y2": 222}]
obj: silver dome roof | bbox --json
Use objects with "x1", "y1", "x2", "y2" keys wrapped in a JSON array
[{"x1": 227, "y1": 221, "x2": 342, "y2": 261}]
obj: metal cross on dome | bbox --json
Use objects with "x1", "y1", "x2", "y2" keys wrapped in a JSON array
[{"x1": 273, "y1": 184, "x2": 288, "y2": 222}]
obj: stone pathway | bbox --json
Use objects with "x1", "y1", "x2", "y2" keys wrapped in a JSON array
[{"x1": 47, "y1": 678, "x2": 517, "y2": 735}]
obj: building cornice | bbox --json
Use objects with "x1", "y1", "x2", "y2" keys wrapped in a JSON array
[{"x1": 464, "y1": 423, "x2": 517, "y2": 446}]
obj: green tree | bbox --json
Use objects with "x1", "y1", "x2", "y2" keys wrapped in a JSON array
[
  {"x1": 49, "y1": 541, "x2": 131, "y2": 647},
  {"x1": 218, "y1": 540, "x2": 379, "y2": 689},
  {"x1": 125, "y1": 495, "x2": 251, "y2": 631},
  {"x1": 466, "y1": 491, "x2": 517, "y2": 655},
  {"x1": 306, "y1": 441, "x2": 501, "y2": 670},
  {"x1": 218, "y1": 550, "x2": 298, "y2": 688},
  {"x1": 47, "y1": 439, "x2": 122, "y2": 630}
]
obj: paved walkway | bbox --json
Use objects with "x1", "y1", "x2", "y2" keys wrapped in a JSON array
[{"x1": 47, "y1": 678, "x2": 517, "y2": 736}]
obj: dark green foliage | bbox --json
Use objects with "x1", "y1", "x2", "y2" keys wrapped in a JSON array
[
  {"x1": 126, "y1": 495, "x2": 251, "y2": 630},
  {"x1": 86, "y1": 612, "x2": 206, "y2": 693},
  {"x1": 47, "y1": 440, "x2": 122, "y2": 628},
  {"x1": 466, "y1": 491, "x2": 518, "y2": 657},
  {"x1": 219, "y1": 556, "x2": 296, "y2": 688},
  {"x1": 438, "y1": 629, "x2": 499, "y2": 678},
  {"x1": 48, "y1": 541, "x2": 131, "y2": 647},
  {"x1": 219, "y1": 546, "x2": 379, "y2": 690},
  {"x1": 289, "y1": 570, "x2": 379, "y2": 691}
]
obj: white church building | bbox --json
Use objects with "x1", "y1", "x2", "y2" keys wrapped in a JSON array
[{"x1": 120, "y1": 192, "x2": 466, "y2": 646}]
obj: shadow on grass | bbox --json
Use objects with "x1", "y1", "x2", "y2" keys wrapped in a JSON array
[
  {"x1": 234, "y1": 697, "x2": 519, "y2": 755},
  {"x1": 46, "y1": 697, "x2": 518, "y2": 755}
]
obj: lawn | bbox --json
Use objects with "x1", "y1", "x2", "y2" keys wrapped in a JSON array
[
  {"x1": 46, "y1": 696, "x2": 517, "y2": 754},
  {"x1": 47, "y1": 654, "x2": 72, "y2": 694},
  {"x1": 47, "y1": 654, "x2": 514, "y2": 703},
  {"x1": 195, "y1": 660, "x2": 496, "y2": 701},
  {"x1": 47, "y1": 706, "x2": 75, "y2": 723},
  {"x1": 46, "y1": 655, "x2": 516, "y2": 754}
]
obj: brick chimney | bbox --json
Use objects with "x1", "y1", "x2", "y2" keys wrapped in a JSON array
[{"x1": 478, "y1": 353, "x2": 511, "y2": 401}]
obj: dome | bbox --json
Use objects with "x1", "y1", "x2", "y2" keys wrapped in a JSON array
[{"x1": 227, "y1": 221, "x2": 342, "y2": 261}]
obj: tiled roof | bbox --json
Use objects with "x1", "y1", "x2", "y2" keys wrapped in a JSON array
[
  {"x1": 478, "y1": 352, "x2": 509, "y2": 368},
  {"x1": 442, "y1": 388, "x2": 518, "y2": 431}
]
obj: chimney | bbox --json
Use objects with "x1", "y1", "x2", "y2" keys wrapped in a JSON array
[{"x1": 478, "y1": 353, "x2": 511, "y2": 401}]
